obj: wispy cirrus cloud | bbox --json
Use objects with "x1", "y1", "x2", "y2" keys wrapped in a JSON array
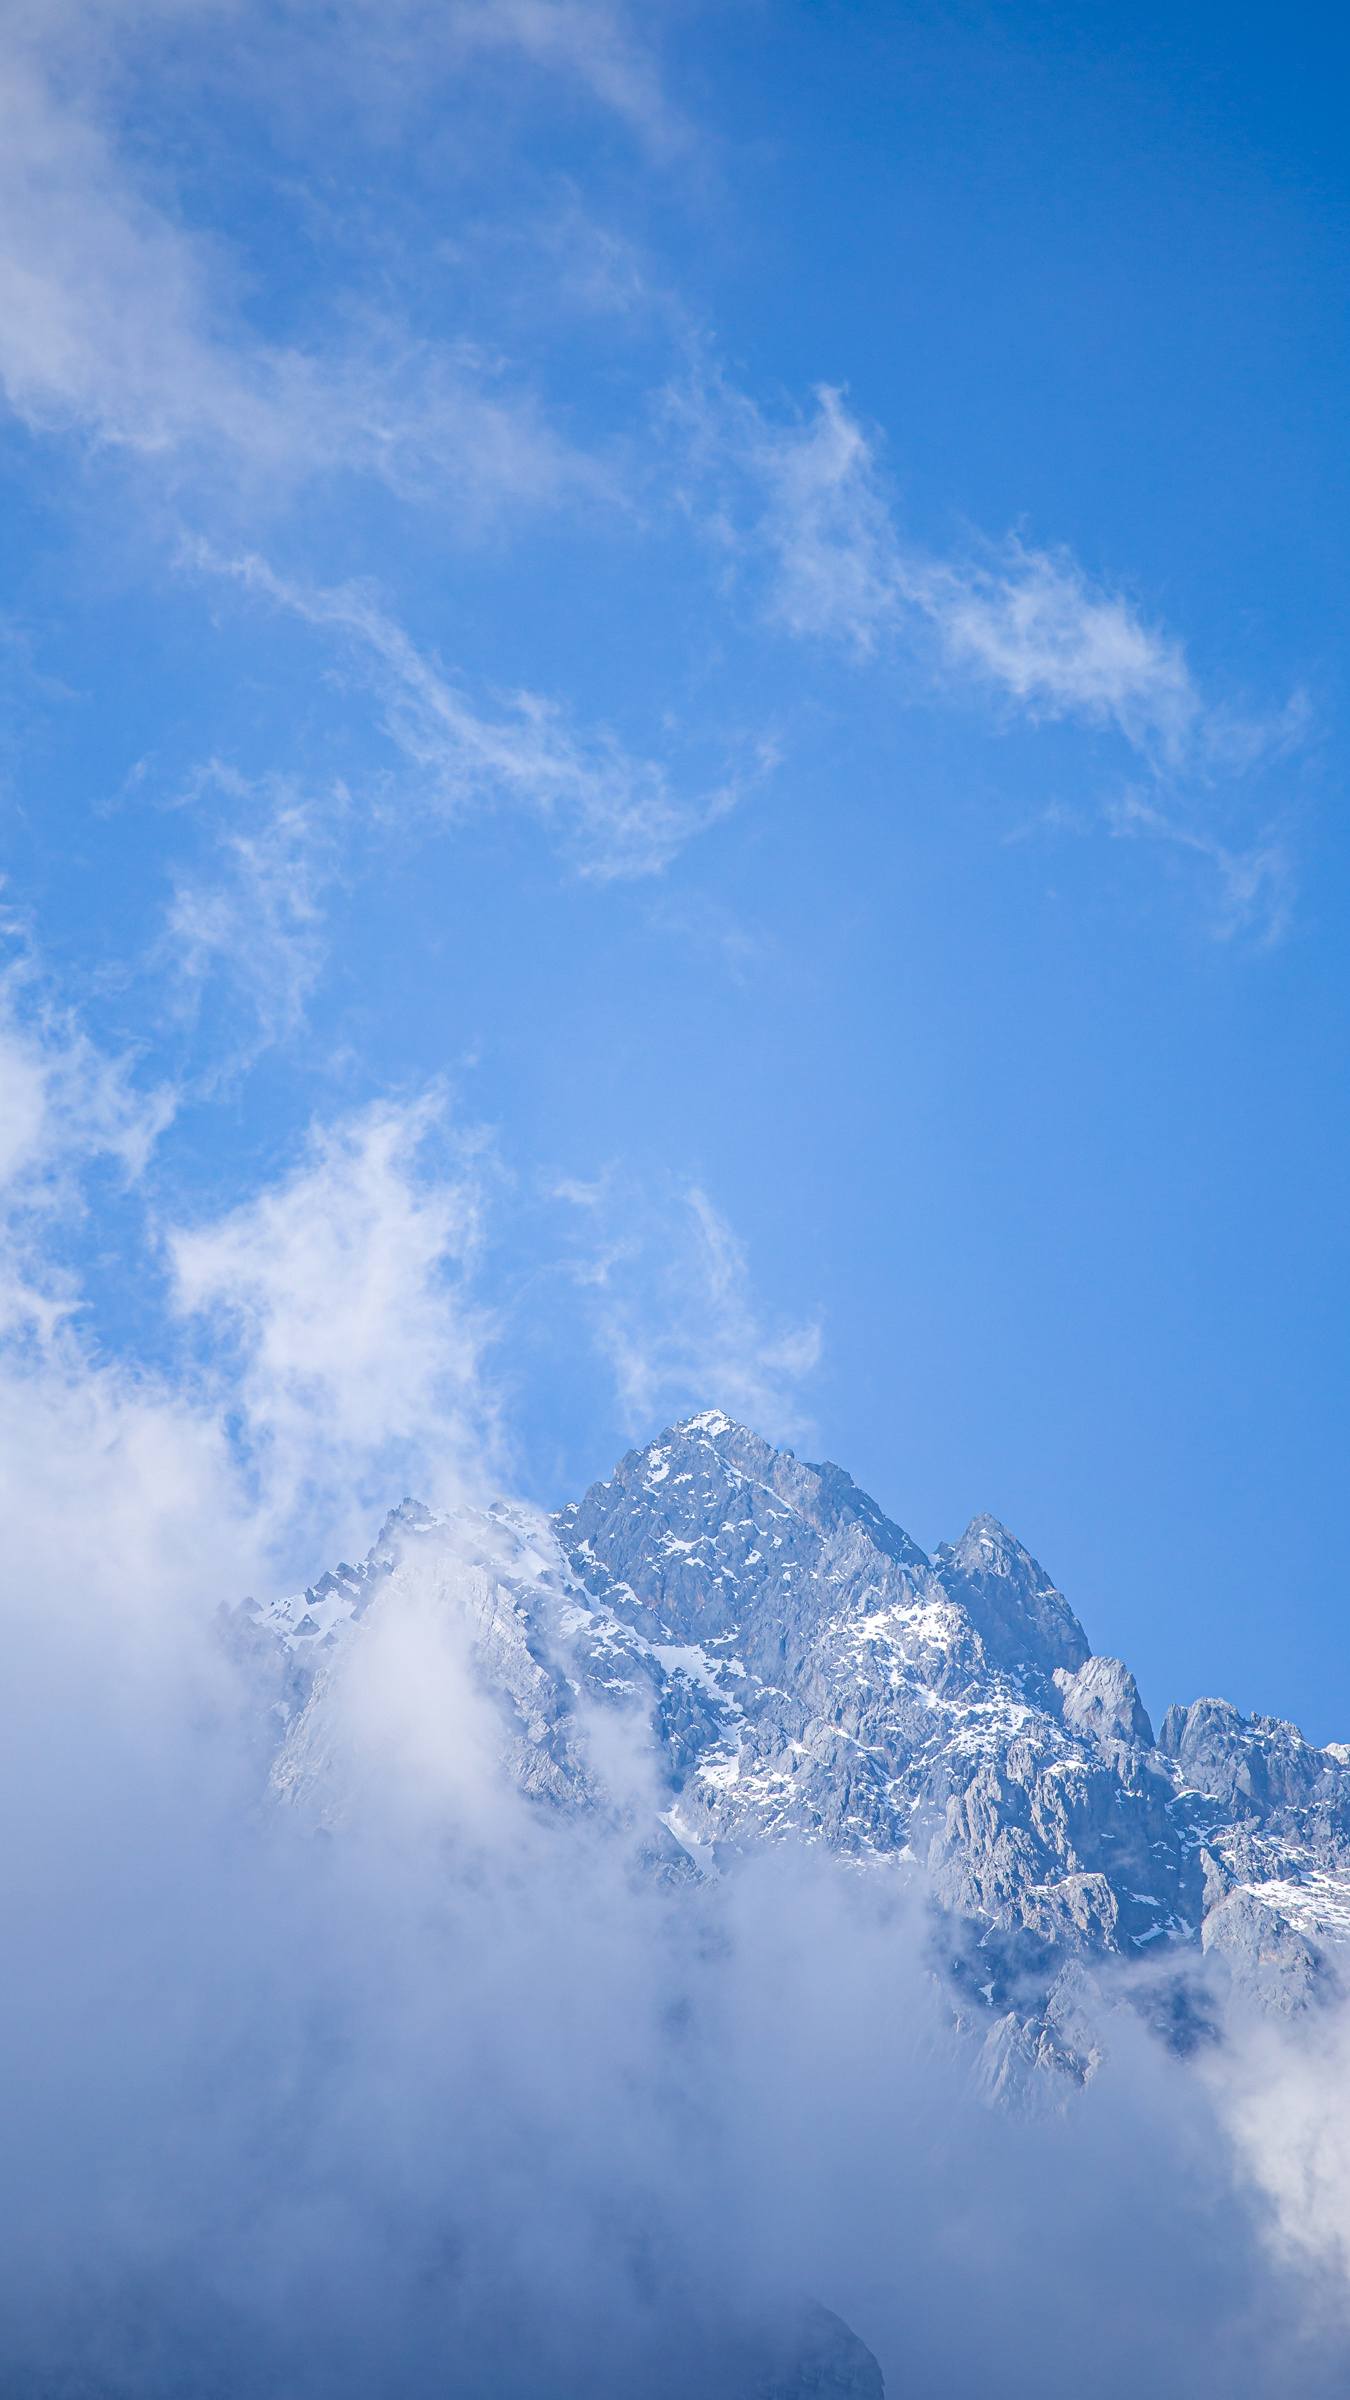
[
  {"x1": 555, "y1": 1172, "x2": 822, "y2": 1442},
  {"x1": 437, "y1": 0, "x2": 683, "y2": 151},
  {"x1": 1103, "y1": 789, "x2": 1297, "y2": 949},
  {"x1": 161, "y1": 765, "x2": 342, "y2": 1077},
  {"x1": 676, "y1": 375, "x2": 1306, "y2": 939},
  {"x1": 191, "y1": 545, "x2": 759, "y2": 880},
  {"x1": 0, "y1": 927, "x2": 175, "y2": 1350},
  {"x1": 0, "y1": 928, "x2": 174, "y2": 1200},
  {"x1": 713, "y1": 379, "x2": 1299, "y2": 759},
  {"x1": 0, "y1": 8, "x2": 620, "y2": 517}
]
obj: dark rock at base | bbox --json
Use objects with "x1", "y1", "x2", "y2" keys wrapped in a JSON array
[{"x1": 744, "y1": 2303, "x2": 886, "y2": 2399}]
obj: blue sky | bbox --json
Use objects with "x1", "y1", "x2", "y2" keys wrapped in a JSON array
[{"x1": 2, "y1": 0, "x2": 1347, "y2": 1734}]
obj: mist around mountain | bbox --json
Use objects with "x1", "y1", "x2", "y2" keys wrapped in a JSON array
[
  {"x1": 257, "y1": 1408, "x2": 1350, "y2": 2064},
  {"x1": 6, "y1": 1409, "x2": 1350, "y2": 2395},
  {"x1": 5, "y1": 0, "x2": 1347, "y2": 2387}
]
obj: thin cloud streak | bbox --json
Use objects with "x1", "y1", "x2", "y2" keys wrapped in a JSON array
[
  {"x1": 441, "y1": 0, "x2": 685, "y2": 152},
  {"x1": 192, "y1": 545, "x2": 758, "y2": 880},
  {"x1": 721, "y1": 382, "x2": 1229, "y2": 757},
  {"x1": 1104, "y1": 789, "x2": 1296, "y2": 949},
  {"x1": 556, "y1": 1173, "x2": 823, "y2": 1444},
  {"x1": 161, "y1": 765, "x2": 343, "y2": 1077},
  {"x1": 677, "y1": 374, "x2": 1305, "y2": 940}
]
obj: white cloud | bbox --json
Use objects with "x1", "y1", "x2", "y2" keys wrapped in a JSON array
[
  {"x1": 912, "y1": 542, "x2": 1197, "y2": 761},
  {"x1": 0, "y1": 975, "x2": 494, "y2": 1606},
  {"x1": 1215, "y1": 2005, "x2": 1350, "y2": 2298},
  {"x1": 0, "y1": 967, "x2": 172, "y2": 1202},
  {"x1": 1105, "y1": 790, "x2": 1295, "y2": 948},
  {"x1": 0, "y1": 955, "x2": 248, "y2": 1647},
  {"x1": 168, "y1": 1092, "x2": 496, "y2": 1539},
  {"x1": 0, "y1": 935, "x2": 176, "y2": 1343},
  {"x1": 0, "y1": 12, "x2": 608, "y2": 514},
  {"x1": 195, "y1": 547, "x2": 753, "y2": 879},
  {"x1": 558, "y1": 1175, "x2": 822, "y2": 1441},
  {"x1": 737, "y1": 382, "x2": 907, "y2": 656},
  {"x1": 0, "y1": 1303, "x2": 257, "y2": 1660},
  {"x1": 684, "y1": 375, "x2": 1304, "y2": 934},
  {"x1": 0, "y1": 946, "x2": 1343, "y2": 2399},
  {"x1": 162, "y1": 765, "x2": 340, "y2": 1073},
  {"x1": 728, "y1": 382, "x2": 1205, "y2": 754},
  {"x1": 441, "y1": 0, "x2": 680, "y2": 151}
]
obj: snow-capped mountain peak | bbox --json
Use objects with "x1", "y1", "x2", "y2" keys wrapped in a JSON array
[{"x1": 239, "y1": 1412, "x2": 1350, "y2": 2077}]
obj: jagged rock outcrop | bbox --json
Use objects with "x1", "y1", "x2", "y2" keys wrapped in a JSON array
[
  {"x1": 1054, "y1": 1655, "x2": 1154, "y2": 1751},
  {"x1": 243, "y1": 1410, "x2": 1350, "y2": 2064}
]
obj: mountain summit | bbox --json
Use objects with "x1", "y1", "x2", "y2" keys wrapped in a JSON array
[{"x1": 244, "y1": 1412, "x2": 1350, "y2": 2080}]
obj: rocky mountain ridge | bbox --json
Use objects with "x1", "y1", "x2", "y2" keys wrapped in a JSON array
[{"x1": 242, "y1": 1411, "x2": 1350, "y2": 2070}]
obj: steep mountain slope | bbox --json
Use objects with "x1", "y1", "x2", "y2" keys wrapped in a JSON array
[{"x1": 243, "y1": 1410, "x2": 1350, "y2": 2058}]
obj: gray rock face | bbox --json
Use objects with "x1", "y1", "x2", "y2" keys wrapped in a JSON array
[
  {"x1": 1054, "y1": 1655, "x2": 1154, "y2": 1750},
  {"x1": 746, "y1": 2306, "x2": 886, "y2": 2399},
  {"x1": 243, "y1": 1411, "x2": 1350, "y2": 2064},
  {"x1": 554, "y1": 1416, "x2": 1211, "y2": 2005},
  {"x1": 934, "y1": 1515, "x2": 1090, "y2": 1685},
  {"x1": 1200, "y1": 1887, "x2": 1325, "y2": 2016}
]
